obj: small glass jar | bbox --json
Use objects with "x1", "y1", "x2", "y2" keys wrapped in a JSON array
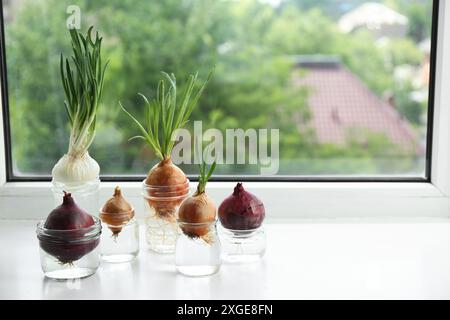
[
  {"x1": 142, "y1": 180, "x2": 190, "y2": 254},
  {"x1": 52, "y1": 178, "x2": 100, "y2": 218},
  {"x1": 175, "y1": 220, "x2": 221, "y2": 276},
  {"x1": 100, "y1": 210, "x2": 139, "y2": 263},
  {"x1": 36, "y1": 216, "x2": 102, "y2": 280},
  {"x1": 219, "y1": 226, "x2": 266, "y2": 263}
]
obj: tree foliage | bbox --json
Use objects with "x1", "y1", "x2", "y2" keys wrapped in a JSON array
[{"x1": 5, "y1": 0, "x2": 431, "y2": 175}]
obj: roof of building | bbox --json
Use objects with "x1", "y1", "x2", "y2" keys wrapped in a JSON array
[
  {"x1": 292, "y1": 58, "x2": 418, "y2": 152},
  {"x1": 338, "y1": 2, "x2": 408, "y2": 34}
]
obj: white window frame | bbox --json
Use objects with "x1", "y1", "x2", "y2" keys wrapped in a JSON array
[{"x1": 1, "y1": 2, "x2": 450, "y2": 221}]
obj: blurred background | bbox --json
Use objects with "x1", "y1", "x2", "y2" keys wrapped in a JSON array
[{"x1": 1, "y1": 0, "x2": 434, "y2": 178}]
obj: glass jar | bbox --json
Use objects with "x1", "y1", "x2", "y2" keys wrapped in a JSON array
[
  {"x1": 52, "y1": 178, "x2": 100, "y2": 218},
  {"x1": 219, "y1": 226, "x2": 266, "y2": 263},
  {"x1": 142, "y1": 180, "x2": 190, "y2": 254},
  {"x1": 175, "y1": 220, "x2": 221, "y2": 276},
  {"x1": 36, "y1": 216, "x2": 102, "y2": 280},
  {"x1": 100, "y1": 210, "x2": 139, "y2": 263}
]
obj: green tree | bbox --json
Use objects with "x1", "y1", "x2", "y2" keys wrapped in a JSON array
[{"x1": 4, "y1": 0, "x2": 429, "y2": 176}]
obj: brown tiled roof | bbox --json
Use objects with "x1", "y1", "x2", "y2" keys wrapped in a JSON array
[{"x1": 292, "y1": 61, "x2": 417, "y2": 152}]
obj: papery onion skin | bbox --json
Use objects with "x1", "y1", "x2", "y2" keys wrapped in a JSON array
[
  {"x1": 178, "y1": 192, "x2": 216, "y2": 238},
  {"x1": 100, "y1": 186, "x2": 134, "y2": 236},
  {"x1": 40, "y1": 192, "x2": 99, "y2": 264},
  {"x1": 145, "y1": 157, "x2": 189, "y2": 220},
  {"x1": 218, "y1": 183, "x2": 265, "y2": 230},
  {"x1": 146, "y1": 158, "x2": 187, "y2": 187},
  {"x1": 44, "y1": 192, "x2": 94, "y2": 230},
  {"x1": 51, "y1": 152, "x2": 100, "y2": 186}
]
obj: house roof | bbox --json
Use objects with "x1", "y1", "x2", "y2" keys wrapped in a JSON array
[
  {"x1": 338, "y1": 2, "x2": 408, "y2": 38},
  {"x1": 292, "y1": 59, "x2": 418, "y2": 153}
]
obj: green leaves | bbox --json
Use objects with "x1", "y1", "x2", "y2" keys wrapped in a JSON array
[
  {"x1": 60, "y1": 26, "x2": 109, "y2": 154},
  {"x1": 197, "y1": 160, "x2": 217, "y2": 195},
  {"x1": 194, "y1": 133, "x2": 217, "y2": 194},
  {"x1": 121, "y1": 70, "x2": 213, "y2": 160}
]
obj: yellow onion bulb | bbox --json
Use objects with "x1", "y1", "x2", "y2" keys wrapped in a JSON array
[
  {"x1": 144, "y1": 158, "x2": 189, "y2": 220},
  {"x1": 178, "y1": 192, "x2": 216, "y2": 238},
  {"x1": 100, "y1": 186, "x2": 134, "y2": 237}
]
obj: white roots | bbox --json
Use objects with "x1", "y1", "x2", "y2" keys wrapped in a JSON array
[{"x1": 52, "y1": 152, "x2": 100, "y2": 186}]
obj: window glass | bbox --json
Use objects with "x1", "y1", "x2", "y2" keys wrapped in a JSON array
[{"x1": 1, "y1": 0, "x2": 435, "y2": 178}]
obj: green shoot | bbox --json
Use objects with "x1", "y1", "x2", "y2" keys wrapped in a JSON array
[
  {"x1": 195, "y1": 136, "x2": 217, "y2": 194},
  {"x1": 60, "y1": 26, "x2": 109, "y2": 156},
  {"x1": 120, "y1": 70, "x2": 213, "y2": 161},
  {"x1": 197, "y1": 160, "x2": 217, "y2": 195}
]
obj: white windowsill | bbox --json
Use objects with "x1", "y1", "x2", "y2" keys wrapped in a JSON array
[
  {"x1": 2, "y1": 1, "x2": 450, "y2": 300},
  {"x1": 1, "y1": 218, "x2": 450, "y2": 300},
  {"x1": 0, "y1": 2, "x2": 450, "y2": 221},
  {"x1": 0, "y1": 181, "x2": 449, "y2": 220}
]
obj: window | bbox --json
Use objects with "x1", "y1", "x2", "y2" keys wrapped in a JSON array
[{"x1": 0, "y1": 0, "x2": 438, "y2": 181}]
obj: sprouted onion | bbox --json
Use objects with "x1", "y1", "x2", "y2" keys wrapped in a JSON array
[
  {"x1": 120, "y1": 71, "x2": 211, "y2": 220},
  {"x1": 100, "y1": 187, "x2": 134, "y2": 238},
  {"x1": 178, "y1": 160, "x2": 217, "y2": 244},
  {"x1": 52, "y1": 27, "x2": 109, "y2": 186}
]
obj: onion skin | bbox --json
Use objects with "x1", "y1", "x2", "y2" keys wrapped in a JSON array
[
  {"x1": 40, "y1": 193, "x2": 99, "y2": 264},
  {"x1": 100, "y1": 187, "x2": 134, "y2": 237},
  {"x1": 178, "y1": 192, "x2": 216, "y2": 238},
  {"x1": 44, "y1": 193, "x2": 94, "y2": 230},
  {"x1": 146, "y1": 157, "x2": 187, "y2": 186},
  {"x1": 51, "y1": 152, "x2": 100, "y2": 186},
  {"x1": 218, "y1": 183, "x2": 265, "y2": 230},
  {"x1": 145, "y1": 157, "x2": 189, "y2": 219},
  {"x1": 40, "y1": 238, "x2": 99, "y2": 265}
]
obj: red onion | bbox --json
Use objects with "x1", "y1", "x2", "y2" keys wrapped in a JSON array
[
  {"x1": 45, "y1": 192, "x2": 94, "y2": 230},
  {"x1": 218, "y1": 183, "x2": 265, "y2": 230},
  {"x1": 40, "y1": 192, "x2": 99, "y2": 264}
]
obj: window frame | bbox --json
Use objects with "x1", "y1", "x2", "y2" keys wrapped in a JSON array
[
  {"x1": 0, "y1": 0, "x2": 441, "y2": 183},
  {"x1": 1, "y1": 0, "x2": 449, "y2": 220}
]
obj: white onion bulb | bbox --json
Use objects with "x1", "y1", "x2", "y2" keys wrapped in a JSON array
[{"x1": 52, "y1": 152, "x2": 100, "y2": 186}]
